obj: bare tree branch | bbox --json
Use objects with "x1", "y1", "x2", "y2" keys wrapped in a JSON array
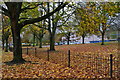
[
  {"x1": 33, "y1": 23, "x2": 47, "y2": 30},
  {"x1": 57, "y1": 11, "x2": 74, "y2": 28},
  {"x1": 19, "y1": 2, "x2": 68, "y2": 29}
]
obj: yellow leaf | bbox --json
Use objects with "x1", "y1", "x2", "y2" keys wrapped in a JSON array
[{"x1": 38, "y1": 73, "x2": 42, "y2": 76}]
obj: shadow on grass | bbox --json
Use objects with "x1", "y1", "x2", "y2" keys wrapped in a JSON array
[
  {"x1": 4, "y1": 60, "x2": 32, "y2": 66},
  {"x1": 3, "y1": 60, "x2": 41, "y2": 66}
]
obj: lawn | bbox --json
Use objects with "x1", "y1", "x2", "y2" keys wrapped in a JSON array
[{"x1": 2, "y1": 42, "x2": 119, "y2": 79}]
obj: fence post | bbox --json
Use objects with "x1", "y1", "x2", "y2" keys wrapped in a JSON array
[
  {"x1": 47, "y1": 49, "x2": 49, "y2": 61},
  {"x1": 35, "y1": 47, "x2": 37, "y2": 56},
  {"x1": 110, "y1": 54, "x2": 113, "y2": 78},
  {"x1": 27, "y1": 47, "x2": 28, "y2": 55},
  {"x1": 68, "y1": 50, "x2": 70, "y2": 67}
]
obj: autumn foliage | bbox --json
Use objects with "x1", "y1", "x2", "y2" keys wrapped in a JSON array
[{"x1": 2, "y1": 42, "x2": 119, "y2": 79}]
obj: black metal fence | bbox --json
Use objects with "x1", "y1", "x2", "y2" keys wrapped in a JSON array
[{"x1": 22, "y1": 47, "x2": 119, "y2": 78}]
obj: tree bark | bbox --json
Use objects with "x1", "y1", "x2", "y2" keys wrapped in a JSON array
[
  {"x1": 39, "y1": 38, "x2": 42, "y2": 48},
  {"x1": 50, "y1": 33, "x2": 55, "y2": 51},
  {"x1": 82, "y1": 34, "x2": 85, "y2": 44},
  {"x1": 67, "y1": 32, "x2": 70, "y2": 45},
  {"x1": 10, "y1": 18, "x2": 22, "y2": 61},
  {"x1": 4, "y1": 2, "x2": 25, "y2": 63},
  {"x1": 47, "y1": 3, "x2": 55, "y2": 51},
  {"x1": 67, "y1": 36, "x2": 70, "y2": 45},
  {"x1": 101, "y1": 32, "x2": 105, "y2": 45},
  {"x1": 11, "y1": 26, "x2": 25, "y2": 63}
]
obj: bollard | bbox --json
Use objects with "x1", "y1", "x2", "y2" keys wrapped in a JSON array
[
  {"x1": 68, "y1": 50, "x2": 70, "y2": 67},
  {"x1": 110, "y1": 54, "x2": 113, "y2": 78}
]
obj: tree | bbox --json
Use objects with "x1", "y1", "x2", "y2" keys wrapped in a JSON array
[
  {"x1": 59, "y1": 26, "x2": 74, "y2": 45},
  {"x1": 48, "y1": 2, "x2": 74, "y2": 50},
  {"x1": 1, "y1": 2, "x2": 68, "y2": 63},
  {"x1": 30, "y1": 23, "x2": 47, "y2": 48},
  {"x1": 47, "y1": 2, "x2": 63, "y2": 50},
  {"x1": 20, "y1": 25, "x2": 32, "y2": 44},
  {"x1": 75, "y1": 2, "x2": 119, "y2": 45},
  {"x1": 91, "y1": 2, "x2": 119, "y2": 45},
  {"x1": 75, "y1": 3, "x2": 99, "y2": 44},
  {"x1": 2, "y1": 16, "x2": 11, "y2": 52},
  {"x1": 58, "y1": 19, "x2": 76, "y2": 45},
  {"x1": 34, "y1": 2, "x2": 73, "y2": 50},
  {"x1": 110, "y1": 13, "x2": 120, "y2": 36},
  {"x1": 3, "y1": 28, "x2": 10, "y2": 52}
]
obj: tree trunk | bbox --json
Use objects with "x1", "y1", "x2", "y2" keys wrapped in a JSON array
[
  {"x1": 47, "y1": 2, "x2": 55, "y2": 51},
  {"x1": 2, "y1": 35, "x2": 4, "y2": 50},
  {"x1": 36, "y1": 38, "x2": 38, "y2": 46},
  {"x1": 39, "y1": 38, "x2": 42, "y2": 48},
  {"x1": 1, "y1": 2, "x2": 23, "y2": 63},
  {"x1": 101, "y1": 32, "x2": 105, "y2": 45},
  {"x1": 8, "y1": 43, "x2": 11, "y2": 51},
  {"x1": 2, "y1": 25, "x2": 4, "y2": 50},
  {"x1": 67, "y1": 36, "x2": 70, "y2": 45},
  {"x1": 5, "y1": 2, "x2": 25, "y2": 63},
  {"x1": 118, "y1": 29, "x2": 120, "y2": 78},
  {"x1": 50, "y1": 33, "x2": 55, "y2": 51},
  {"x1": 5, "y1": 38, "x2": 8, "y2": 52},
  {"x1": 33, "y1": 33, "x2": 35, "y2": 47},
  {"x1": 10, "y1": 19, "x2": 25, "y2": 63},
  {"x1": 82, "y1": 35, "x2": 85, "y2": 44},
  {"x1": 11, "y1": 28, "x2": 25, "y2": 63},
  {"x1": 67, "y1": 32, "x2": 70, "y2": 45}
]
